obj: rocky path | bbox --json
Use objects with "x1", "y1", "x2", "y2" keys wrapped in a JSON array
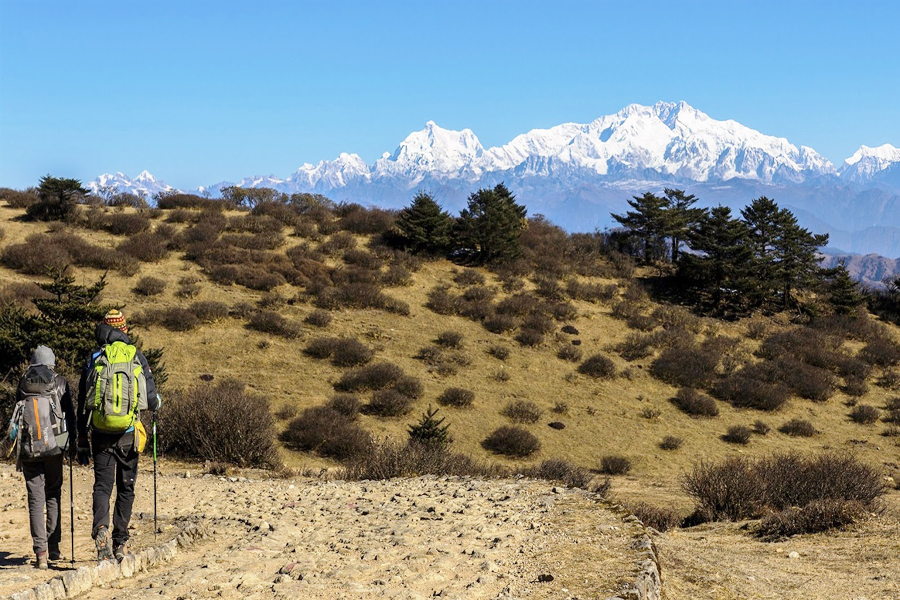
[{"x1": 1, "y1": 462, "x2": 649, "y2": 599}]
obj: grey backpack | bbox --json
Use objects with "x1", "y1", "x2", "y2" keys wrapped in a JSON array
[{"x1": 11, "y1": 365, "x2": 68, "y2": 460}]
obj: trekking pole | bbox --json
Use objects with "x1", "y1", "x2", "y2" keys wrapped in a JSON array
[
  {"x1": 69, "y1": 453, "x2": 75, "y2": 565},
  {"x1": 153, "y1": 411, "x2": 158, "y2": 545}
]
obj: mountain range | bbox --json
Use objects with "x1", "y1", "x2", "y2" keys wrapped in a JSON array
[{"x1": 86, "y1": 101, "x2": 900, "y2": 257}]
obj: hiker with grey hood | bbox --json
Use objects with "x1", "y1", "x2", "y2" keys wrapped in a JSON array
[
  {"x1": 77, "y1": 310, "x2": 159, "y2": 562},
  {"x1": 7, "y1": 345, "x2": 76, "y2": 569}
]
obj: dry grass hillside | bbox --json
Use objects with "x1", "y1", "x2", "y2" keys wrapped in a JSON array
[{"x1": 2, "y1": 198, "x2": 900, "y2": 598}]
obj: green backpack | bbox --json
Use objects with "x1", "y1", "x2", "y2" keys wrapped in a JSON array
[{"x1": 87, "y1": 341, "x2": 148, "y2": 432}]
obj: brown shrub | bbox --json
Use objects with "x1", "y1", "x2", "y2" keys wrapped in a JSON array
[
  {"x1": 650, "y1": 344, "x2": 719, "y2": 388},
  {"x1": 365, "y1": 389, "x2": 414, "y2": 417},
  {"x1": 104, "y1": 213, "x2": 150, "y2": 235},
  {"x1": 335, "y1": 362, "x2": 405, "y2": 392},
  {"x1": 488, "y1": 345, "x2": 510, "y2": 360},
  {"x1": 342, "y1": 442, "x2": 498, "y2": 480},
  {"x1": 756, "y1": 499, "x2": 867, "y2": 540},
  {"x1": 616, "y1": 333, "x2": 655, "y2": 361},
  {"x1": 682, "y1": 457, "x2": 762, "y2": 521},
  {"x1": 426, "y1": 286, "x2": 460, "y2": 315},
  {"x1": 381, "y1": 264, "x2": 412, "y2": 287},
  {"x1": 176, "y1": 282, "x2": 201, "y2": 299},
  {"x1": 454, "y1": 269, "x2": 485, "y2": 286},
  {"x1": 722, "y1": 426, "x2": 752, "y2": 445},
  {"x1": 660, "y1": 436, "x2": 683, "y2": 451},
  {"x1": 133, "y1": 276, "x2": 166, "y2": 296},
  {"x1": 501, "y1": 400, "x2": 543, "y2": 424},
  {"x1": 0, "y1": 187, "x2": 39, "y2": 208},
  {"x1": 162, "y1": 379, "x2": 279, "y2": 468},
  {"x1": 600, "y1": 455, "x2": 631, "y2": 475},
  {"x1": 515, "y1": 328, "x2": 544, "y2": 347},
  {"x1": 520, "y1": 459, "x2": 592, "y2": 489},
  {"x1": 280, "y1": 405, "x2": 371, "y2": 461},
  {"x1": 248, "y1": 310, "x2": 301, "y2": 338},
  {"x1": 578, "y1": 354, "x2": 616, "y2": 379},
  {"x1": 326, "y1": 394, "x2": 362, "y2": 419},
  {"x1": 849, "y1": 405, "x2": 880, "y2": 425},
  {"x1": 779, "y1": 419, "x2": 817, "y2": 437},
  {"x1": 437, "y1": 387, "x2": 475, "y2": 408},
  {"x1": 435, "y1": 331, "x2": 464, "y2": 349},
  {"x1": 625, "y1": 502, "x2": 682, "y2": 532},
  {"x1": 557, "y1": 344, "x2": 583, "y2": 362},
  {"x1": 337, "y1": 204, "x2": 395, "y2": 235},
  {"x1": 190, "y1": 301, "x2": 229, "y2": 323},
  {"x1": 483, "y1": 314, "x2": 518, "y2": 334},
  {"x1": 331, "y1": 338, "x2": 374, "y2": 367},
  {"x1": 343, "y1": 248, "x2": 383, "y2": 270},
  {"x1": 320, "y1": 231, "x2": 356, "y2": 255},
  {"x1": 392, "y1": 376, "x2": 424, "y2": 400},
  {"x1": 496, "y1": 293, "x2": 540, "y2": 317},
  {"x1": 672, "y1": 388, "x2": 719, "y2": 417},
  {"x1": 304, "y1": 309, "x2": 332, "y2": 328},
  {"x1": 752, "y1": 420, "x2": 771, "y2": 435},
  {"x1": 712, "y1": 375, "x2": 789, "y2": 411},
  {"x1": 566, "y1": 280, "x2": 617, "y2": 303},
  {"x1": 482, "y1": 426, "x2": 541, "y2": 457}
]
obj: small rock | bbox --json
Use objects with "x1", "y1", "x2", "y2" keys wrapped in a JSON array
[
  {"x1": 788, "y1": 551, "x2": 800, "y2": 559},
  {"x1": 537, "y1": 573, "x2": 554, "y2": 582}
]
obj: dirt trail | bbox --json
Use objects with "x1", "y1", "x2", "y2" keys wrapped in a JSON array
[{"x1": 1, "y1": 462, "x2": 641, "y2": 599}]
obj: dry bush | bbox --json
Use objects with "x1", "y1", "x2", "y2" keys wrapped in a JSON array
[
  {"x1": 342, "y1": 442, "x2": 498, "y2": 480},
  {"x1": 482, "y1": 426, "x2": 541, "y2": 457},
  {"x1": 228, "y1": 214, "x2": 284, "y2": 234},
  {"x1": 274, "y1": 404, "x2": 298, "y2": 421},
  {"x1": 118, "y1": 231, "x2": 170, "y2": 262},
  {"x1": 304, "y1": 309, "x2": 332, "y2": 328},
  {"x1": 860, "y1": 336, "x2": 900, "y2": 367},
  {"x1": 104, "y1": 213, "x2": 150, "y2": 236},
  {"x1": 457, "y1": 299, "x2": 494, "y2": 322},
  {"x1": 566, "y1": 280, "x2": 617, "y2": 303},
  {"x1": 650, "y1": 344, "x2": 719, "y2": 388},
  {"x1": 626, "y1": 313, "x2": 657, "y2": 332},
  {"x1": 176, "y1": 282, "x2": 201, "y2": 299},
  {"x1": 523, "y1": 312, "x2": 555, "y2": 334},
  {"x1": 162, "y1": 379, "x2": 279, "y2": 468},
  {"x1": 337, "y1": 204, "x2": 395, "y2": 235},
  {"x1": 516, "y1": 328, "x2": 544, "y2": 347},
  {"x1": 0, "y1": 187, "x2": 39, "y2": 208},
  {"x1": 392, "y1": 376, "x2": 424, "y2": 399},
  {"x1": 722, "y1": 426, "x2": 752, "y2": 445},
  {"x1": 454, "y1": 269, "x2": 485, "y2": 286},
  {"x1": 2, "y1": 232, "x2": 130, "y2": 274},
  {"x1": 343, "y1": 248, "x2": 383, "y2": 270},
  {"x1": 426, "y1": 286, "x2": 460, "y2": 315},
  {"x1": 557, "y1": 344, "x2": 583, "y2": 362},
  {"x1": 501, "y1": 400, "x2": 543, "y2": 424},
  {"x1": 641, "y1": 407, "x2": 661, "y2": 419},
  {"x1": 849, "y1": 405, "x2": 880, "y2": 425},
  {"x1": 136, "y1": 307, "x2": 199, "y2": 332},
  {"x1": 251, "y1": 201, "x2": 300, "y2": 226},
  {"x1": 651, "y1": 305, "x2": 701, "y2": 332},
  {"x1": 520, "y1": 459, "x2": 592, "y2": 489},
  {"x1": 314, "y1": 283, "x2": 409, "y2": 315},
  {"x1": 320, "y1": 231, "x2": 356, "y2": 255},
  {"x1": 248, "y1": 310, "x2": 301, "y2": 338},
  {"x1": 157, "y1": 193, "x2": 224, "y2": 210},
  {"x1": 844, "y1": 376, "x2": 869, "y2": 397},
  {"x1": 365, "y1": 389, "x2": 414, "y2": 417},
  {"x1": 381, "y1": 264, "x2": 412, "y2": 287},
  {"x1": 578, "y1": 354, "x2": 616, "y2": 379},
  {"x1": 712, "y1": 375, "x2": 790, "y2": 411},
  {"x1": 0, "y1": 281, "x2": 53, "y2": 308},
  {"x1": 280, "y1": 405, "x2": 371, "y2": 461},
  {"x1": 326, "y1": 394, "x2": 362, "y2": 419},
  {"x1": 756, "y1": 499, "x2": 867, "y2": 540},
  {"x1": 335, "y1": 362, "x2": 404, "y2": 392},
  {"x1": 435, "y1": 331, "x2": 464, "y2": 348},
  {"x1": 682, "y1": 458, "x2": 762, "y2": 521},
  {"x1": 740, "y1": 358, "x2": 837, "y2": 402},
  {"x1": 552, "y1": 402, "x2": 568, "y2": 414},
  {"x1": 779, "y1": 419, "x2": 817, "y2": 437},
  {"x1": 221, "y1": 231, "x2": 285, "y2": 251},
  {"x1": 616, "y1": 333, "x2": 655, "y2": 361},
  {"x1": 133, "y1": 276, "x2": 166, "y2": 296},
  {"x1": 625, "y1": 502, "x2": 682, "y2": 532},
  {"x1": 671, "y1": 388, "x2": 719, "y2": 417},
  {"x1": 437, "y1": 387, "x2": 475, "y2": 408},
  {"x1": 488, "y1": 345, "x2": 510, "y2": 360},
  {"x1": 496, "y1": 293, "x2": 541, "y2": 317},
  {"x1": 660, "y1": 436, "x2": 683, "y2": 451},
  {"x1": 330, "y1": 338, "x2": 374, "y2": 367},
  {"x1": 304, "y1": 337, "x2": 338, "y2": 359},
  {"x1": 600, "y1": 455, "x2": 631, "y2": 475},
  {"x1": 747, "y1": 320, "x2": 768, "y2": 340},
  {"x1": 752, "y1": 420, "x2": 771, "y2": 435},
  {"x1": 483, "y1": 314, "x2": 518, "y2": 334},
  {"x1": 190, "y1": 301, "x2": 229, "y2": 323}
]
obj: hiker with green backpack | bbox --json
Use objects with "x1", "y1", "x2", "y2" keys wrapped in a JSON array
[
  {"x1": 7, "y1": 345, "x2": 77, "y2": 569},
  {"x1": 76, "y1": 310, "x2": 160, "y2": 562}
]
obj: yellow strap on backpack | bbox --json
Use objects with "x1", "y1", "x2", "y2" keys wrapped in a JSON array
[{"x1": 135, "y1": 420, "x2": 148, "y2": 453}]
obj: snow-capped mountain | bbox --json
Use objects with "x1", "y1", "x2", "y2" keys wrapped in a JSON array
[
  {"x1": 85, "y1": 101, "x2": 900, "y2": 255},
  {"x1": 840, "y1": 144, "x2": 900, "y2": 184},
  {"x1": 87, "y1": 171, "x2": 175, "y2": 199}
]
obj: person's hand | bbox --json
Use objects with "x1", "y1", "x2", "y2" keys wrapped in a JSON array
[{"x1": 77, "y1": 435, "x2": 90, "y2": 466}]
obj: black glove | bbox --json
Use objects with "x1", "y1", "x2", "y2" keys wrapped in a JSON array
[{"x1": 77, "y1": 436, "x2": 91, "y2": 466}]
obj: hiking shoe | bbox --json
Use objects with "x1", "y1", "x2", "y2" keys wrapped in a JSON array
[
  {"x1": 114, "y1": 542, "x2": 127, "y2": 562},
  {"x1": 35, "y1": 551, "x2": 49, "y2": 570},
  {"x1": 48, "y1": 548, "x2": 61, "y2": 562},
  {"x1": 94, "y1": 526, "x2": 113, "y2": 561}
]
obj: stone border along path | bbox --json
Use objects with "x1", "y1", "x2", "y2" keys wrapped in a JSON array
[
  {"x1": 606, "y1": 503, "x2": 662, "y2": 600},
  {"x1": 4, "y1": 521, "x2": 212, "y2": 600}
]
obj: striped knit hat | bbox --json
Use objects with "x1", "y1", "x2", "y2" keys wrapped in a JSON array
[{"x1": 104, "y1": 309, "x2": 128, "y2": 332}]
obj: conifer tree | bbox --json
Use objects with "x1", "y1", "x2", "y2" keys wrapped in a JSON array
[
  {"x1": 395, "y1": 192, "x2": 454, "y2": 255},
  {"x1": 26, "y1": 175, "x2": 89, "y2": 222},
  {"x1": 611, "y1": 192, "x2": 669, "y2": 263},
  {"x1": 825, "y1": 262, "x2": 865, "y2": 315},
  {"x1": 662, "y1": 188, "x2": 704, "y2": 263},
  {"x1": 407, "y1": 405, "x2": 452, "y2": 449},
  {"x1": 456, "y1": 183, "x2": 527, "y2": 264}
]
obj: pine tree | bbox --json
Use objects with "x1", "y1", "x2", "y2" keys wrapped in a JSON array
[
  {"x1": 825, "y1": 262, "x2": 865, "y2": 315},
  {"x1": 455, "y1": 183, "x2": 527, "y2": 264},
  {"x1": 407, "y1": 405, "x2": 452, "y2": 448},
  {"x1": 681, "y1": 205, "x2": 753, "y2": 312},
  {"x1": 611, "y1": 192, "x2": 669, "y2": 263},
  {"x1": 662, "y1": 188, "x2": 704, "y2": 263},
  {"x1": 395, "y1": 192, "x2": 454, "y2": 255},
  {"x1": 26, "y1": 174, "x2": 89, "y2": 222},
  {"x1": 773, "y1": 211, "x2": 829, "y2": 309}
]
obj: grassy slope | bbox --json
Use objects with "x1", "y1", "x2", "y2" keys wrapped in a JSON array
[{"x1": 1, "y1": 204, "x2": 898, "y2": 493}]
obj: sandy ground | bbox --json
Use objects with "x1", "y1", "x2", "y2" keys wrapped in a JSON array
[{"x1": 0, "y1": 460, "x2": 637, "y2": 600}]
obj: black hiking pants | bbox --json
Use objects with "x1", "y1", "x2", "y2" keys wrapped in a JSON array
[
  {"x1": 22, "y1": 454, "x2": 64, "y2": 556},
  {"x1": 92, "y1": 444, "x2": 138, "y2": 548}
]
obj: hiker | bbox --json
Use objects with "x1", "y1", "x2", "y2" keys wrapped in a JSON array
[
  {"x1": 76, "y1": 309, "x2": 159, "y2": 562},
  {"x1": 7, "y1": 346, "x2": 76, "y2": 569}
]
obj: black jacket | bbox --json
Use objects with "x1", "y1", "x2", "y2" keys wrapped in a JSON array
[{"x1": 77, "y1": 324, "x2": 159, "y2": 446}]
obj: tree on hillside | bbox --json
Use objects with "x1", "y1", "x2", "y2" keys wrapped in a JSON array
[
  {"x1": 773, "y1": 210, "x2": 829, "y2": 309},
  {"x1": 395, "y1": 192, "x2": 454, "y2": 255},
  {"x1": 680, "y1": 205, "x2": 753, "y2": 312},
  {"x1": 221, "y1": 186, "x2": 284, "y2": 209},
  {"x1": 455, "y1": 183, "x2": 527, "y2": 264},
  {"x1": 26, "y1": 175, "x2": 90, "y2": 222},
  {"x1": 825, "y1": 262, "x2": 866, "y2": 315},
  {"x1": 662, "y1": 188, "x2": 704, "y2": 264},
  {"x1": 611, "y1": 192, "x2": 669, "y2": 263}
]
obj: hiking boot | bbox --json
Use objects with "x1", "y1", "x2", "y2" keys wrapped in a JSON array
[
  {"x1": 35, "y1": 551, "x2": 49, "y2": 570},
  {"x1": 113, "y1": 542, "x2": 127, "y2": 562},
  {"x1": 94, "y1": 526, "x2": 113, "y2": 561},
  {"x1": 48, "y1": 548, "x2": 61, "y2": 562}
]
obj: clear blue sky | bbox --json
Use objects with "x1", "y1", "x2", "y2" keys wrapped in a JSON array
[{"x1": 1, "y1": 0, "x2": 898, "y2": 190}]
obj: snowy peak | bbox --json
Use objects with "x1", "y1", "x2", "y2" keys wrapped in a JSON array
[
  {"x1": 841, "y1": 144, "x2": 900, "y2": 183},
  {"x1": 87, "y1": 171, "x2": 176, "y2": 199},
  {"x1": 375, "y1": 121, "x2": 485, "y2": 180}
]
